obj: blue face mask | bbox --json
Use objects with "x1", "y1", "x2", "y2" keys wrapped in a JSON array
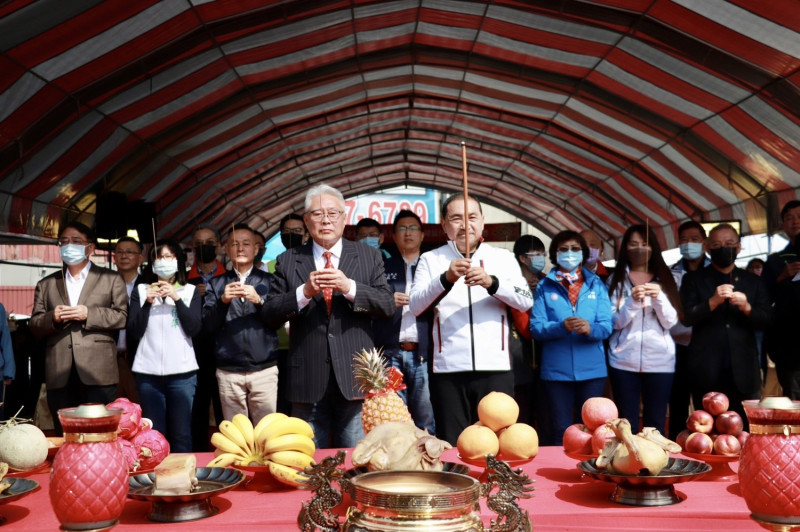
[
  {"x1": 361, "y1": 236, "x2": 380, "y2": 249},
  {"x1": 528, "y1": 255, "x2": 546, "y2": 273},
  {"x1": 679, "y1": 242, "x2": 704, "y2": 260},
  {"x1": 60, "y1": 243, "x2": 87, "y2": 266},
  {"x1": 556, "y1": 250, "x2": 583, "y2": 272}
]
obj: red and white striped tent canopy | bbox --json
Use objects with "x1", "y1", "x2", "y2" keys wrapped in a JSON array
[{"x1": 2, "y1": 0, "x2": 800, "y2": 248}]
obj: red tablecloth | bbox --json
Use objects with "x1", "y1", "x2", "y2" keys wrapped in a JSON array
[{"x1": 6, "y1": 447, "x2": 762, "y2": 531}]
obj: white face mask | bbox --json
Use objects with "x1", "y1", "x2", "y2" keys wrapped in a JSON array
[
  {"x1": 679, "y1": 242, "x2": 704, "y2": 260},
  {"x1": 152, "y1": 258, "x2": 179, "y2": 279}
]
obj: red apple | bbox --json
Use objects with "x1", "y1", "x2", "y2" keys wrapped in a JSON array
[
  {"x1": 592, "y1": 424, "x2": 617, "y2": 455},
  {"x1": 686, "y1": 409, "x2": 715, "y2": 433},
  {"x1": 685, "y1": 432, "x2": 714, "y2": 454},
  {"x1": 715, "y1": 411, "x2": 744, "y2": 436},
  {"x1": 675, "y1": 429, "x2": 691, "y2": 450},
  {"x1": 713, "y1": 434, "x2": 742, "y2": 456},
  {"x1": 562, "y1": 423, "x2": 593, "y2": 454},
  {"x1": 581, "y1": 397, "x2": 619, "y2": 430},
  {"x1": 738, "y1": 430, "x2": 750, "y2": 448},
  {"x1": 702, "y1": 391, "x2": 730, "y2": 416}
]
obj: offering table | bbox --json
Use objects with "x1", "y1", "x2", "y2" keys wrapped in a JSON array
[{"x1": 5, "y1": 446, "x2": 762, "y2": 531}]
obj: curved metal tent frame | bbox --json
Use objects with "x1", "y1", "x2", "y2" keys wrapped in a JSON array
[{"x1": 1, "y1": 0, "x2": 799, "y2": 249}]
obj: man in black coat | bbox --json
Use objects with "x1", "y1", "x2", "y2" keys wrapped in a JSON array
[
  {"x1": 680, "y1": 223, "x2": 772, "y2": 428},
  {"x1": 372, "y1": 210, "x2": 435, "y2": 434},
  {"x1": 203, "y1": 224, "x2": 279, "y2": 424},
  {"x1": 264, "y1": 185, "x2": 395, "y2": 448}
]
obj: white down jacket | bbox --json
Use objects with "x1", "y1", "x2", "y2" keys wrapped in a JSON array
[{"x1": 607, "y1": 274, "x2": 678, "y2": 373}]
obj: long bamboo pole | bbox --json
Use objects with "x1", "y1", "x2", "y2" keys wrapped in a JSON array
[{"x1": 461, "y1": 141, "x2": 470, "y2": 259}]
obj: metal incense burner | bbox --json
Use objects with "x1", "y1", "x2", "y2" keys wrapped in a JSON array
[{"x1": 297, "y1": 451, "x2": 534, "y2": 531}]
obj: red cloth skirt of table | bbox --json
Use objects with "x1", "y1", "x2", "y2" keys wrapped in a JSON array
[{"x1": 5, "y1": 446, "x2": 762, "y2": 531}]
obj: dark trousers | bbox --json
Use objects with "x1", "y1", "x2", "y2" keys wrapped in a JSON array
[
  {"x1": 541, "y1": 377, "x2": 606, "y2": 446},
  {"x1": 429, "y1": 370, "x2": 514, "y2": 446},
  {"x1": 777, "y1": 366, "x2": 800, "y2": 400},
  {"x1": 668, "y1": 344, "x2": 692, "y2": 439},
  {"x1": 609, "y1": 366, "x2": 674, "y2": 434},
  {"x1": 47, "y1": 364, "x2": 117, "y2": 436},
  {"x1": 191, "y1": 350, "x2": 223, "y2": 451}
]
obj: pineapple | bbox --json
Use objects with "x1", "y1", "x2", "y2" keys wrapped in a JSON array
[{"x1": 354, "y1": 348, "x2": 413, "y2": 433}]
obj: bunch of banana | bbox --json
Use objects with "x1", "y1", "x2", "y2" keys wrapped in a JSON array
[{"x1": 206, "y1": 412, "x2": 317, "y2": 487}]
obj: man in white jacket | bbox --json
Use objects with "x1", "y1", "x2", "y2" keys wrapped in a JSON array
[{"x1": 409, "y1": 194, "x2": 532, "y2": 444}]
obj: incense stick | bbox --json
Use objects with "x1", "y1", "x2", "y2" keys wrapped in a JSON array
[
  {"x1": 232, "y1": 222, "x2": 245, "y2": 302},
  {"x1": 461, "y1": 141, "x2": 470, "y2": 260}
]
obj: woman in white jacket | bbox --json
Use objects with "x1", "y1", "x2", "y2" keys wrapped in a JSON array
[
  {"x1": 607, "y1": 224, "x2": 680, "y2": 434},
  {"x1": 127, "y1": 239, "x2": 201, "y2": 452}
]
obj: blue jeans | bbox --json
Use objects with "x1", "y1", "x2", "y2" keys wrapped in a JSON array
[
  {"x1": 385, "y1": 347, "x2": 436, "y2": 434},
  {"x1": 541, "y1": 378, "x2": 606, "y2": 446},
  {"x1": 609, "y1": 367, "x2": 673, "y2": 434},
  {"x1": 291, "y1": 371, "x2": 364, "y2": 449},
  {"x1": 135, "y1": 371, "x2": 197, "y2": 453}
]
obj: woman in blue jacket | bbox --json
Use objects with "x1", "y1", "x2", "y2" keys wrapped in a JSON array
[{"x1": 530, "y1": 230, "x2": 613, "y2": 445}]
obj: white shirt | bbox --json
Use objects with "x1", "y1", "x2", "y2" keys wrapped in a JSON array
[
  {"x1": 295, "y1": 239, "x2": 357, "y2": 309},
  {"x1": 398, "y1": 257, "x2": 418, "y2": 343},
  {"x1": 65, "y1": 262, "x2": 92, "y2": 306}
]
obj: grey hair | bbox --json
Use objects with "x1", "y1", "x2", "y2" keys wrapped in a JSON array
[
  {"x1": 304, "y1": 184, "x2": 345, "y2": 212},
  {"x1": 193, "y1": 222, "x2": 221, "y2": 242}
]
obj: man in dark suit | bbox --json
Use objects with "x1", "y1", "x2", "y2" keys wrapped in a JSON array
[
  {"x1": 30, "y1": 221, "x2": 128, "y2": 434},
  {"x1": 264, "y1": 184, "x2": 395, "y2": 448},
  {"x1": 680, "y1": 223, "x2": 772, "y2": 429},
  {"x1": 112, "y1": 236, "x2": 144, "y2": 402}
]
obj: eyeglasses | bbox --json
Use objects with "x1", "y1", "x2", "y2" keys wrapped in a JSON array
[
  {"x1": 708, "y1": 242, "x2": 738, "y2": 249},
  {"x1": 58, "y1": 238, "x2": 88, "y2": 246},
  {"x1": 281, "y1": 228, "x2": 306, "y2": 235},
  {"x1": 525, "y1": 252, "x2": 545, "y2": 257},
  {"x1": 557, "y1": 246, "x2": 582, "y2": 253},
  {"x1": 305, "y1": 209, "x2": 344, "y2": 222},
  {"x1": 396, "y1": 225, "x2": 421, "y2": 233},
  {"x1": 114, "y1": 250, "x2": 140, "y2": 256}
]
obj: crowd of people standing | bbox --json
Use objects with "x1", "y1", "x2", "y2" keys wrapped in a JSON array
[{"x1": 13, "y1": 190, "x2": 800, "y2": 451}]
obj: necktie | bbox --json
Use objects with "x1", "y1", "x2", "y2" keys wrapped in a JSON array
[{"x1": 322, "y1": 251, "x2": 333, "y2": 315}]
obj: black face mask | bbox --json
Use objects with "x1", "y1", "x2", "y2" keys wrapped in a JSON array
[
  {"x1": 709, "y1": 246, "x2": 737, "y2": 268},
  {"x1": 255, "y1": 247, "x2": 265, "y2": 261},
  {"x1": 281, "y1": 233, "x2": 304, "y2": 249},
  {"x1": 194, "y1": 244, "x2": 217, "y2": 264}
]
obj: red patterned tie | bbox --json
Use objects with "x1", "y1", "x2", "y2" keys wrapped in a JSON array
[{"x1": 322, "y1": 251, "x2": 333, "y2": 315}]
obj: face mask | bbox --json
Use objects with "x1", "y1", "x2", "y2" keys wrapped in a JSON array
[
  {"x1": 527, "y1": 255, "x2": 546, "y2": 273},
  {"x1": 255, "y1": 247, "x2": 265, "y2": 261},
  {"x1": 60, "y1": 244, "x2": 87, "y2": 266},
  {"x1": 152, "y1": 258, "x2": 179, "y2": 279},
  {"x1": 709, "y1": 246, "x2": 737, "y2": 268},
  {"x1": 585, "y1": 247, "x2": 601, "y2": 266},
  {"x1": 556, "y1": 250, "x2": 583, "y2": 272},
  {"x1": 361, "y1": 236, "x2": 380, "y2": 249},
  {"x1": 281, "y1": 233, "x2": 304, "y2": 249},
  {"x1": 627, "y1": 247, "x2": 651, "y2": 267},
  {"x1": 680, "y1": 242, "x2": 704, "y2": 260},
  {"x1": 194, "y1": 244, "x2": 217, "y2": 264}
]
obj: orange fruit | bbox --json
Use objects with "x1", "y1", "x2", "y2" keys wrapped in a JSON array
[
  {"x1": 477, "y1": 392, "x2": 519, "y2": 432},
  {"x1": 457, "y1": 425, "x2": 500, "y2": 460},
  {"x1": 498, "y1": 423, "x2": 539, "y2": 460}
]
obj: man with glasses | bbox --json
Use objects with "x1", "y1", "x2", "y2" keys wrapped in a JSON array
[
  {"x1": 264, "y1": 185, "x2": 394, "y2": 448},
  {"x1": 680, "y1": 223, "x2": 772, "y2": 428},
  {"x1": 266, "y1": 213, "x2": 310, "y2": 414},
  {"x1": 372, "y1": 210, "x2": 435, "y2": 434},
  {"x1": 409, "y1": 194, "x2": 532, "y2": 445},
  {"x1": 203, "y1": 224, "x2": 279, "y2": 423},
  {"x1": 356, "y1": 218, "x2": 391, "y2": 258},
  {"x1": 30, "y1": 221, "x2": 128, "y2": 435},
  {"x1": 112, "y1": 236, "x2": 145, "y2": 402}
]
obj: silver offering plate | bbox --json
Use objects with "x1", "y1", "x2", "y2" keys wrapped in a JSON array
[
  {"x1": 343, "y1": 461, "x2": 471, "y2": 480},
  {"x1": 578, "y1": 457, "x2": 711, "y2": 506},
  {"x1": 0, "y1": 478, "x2": 40, "y2": 526},
  {"x1": 128, "y1": 467, "x2": 245, "y2": 522}
]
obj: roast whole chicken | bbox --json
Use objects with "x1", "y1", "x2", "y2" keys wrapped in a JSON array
[
  {"x1": 351, "y1": 421, "x2": 452, "y2": 471},
  {"x1": 595, "y1": 418, "x2": 681, "y2": 476}
]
